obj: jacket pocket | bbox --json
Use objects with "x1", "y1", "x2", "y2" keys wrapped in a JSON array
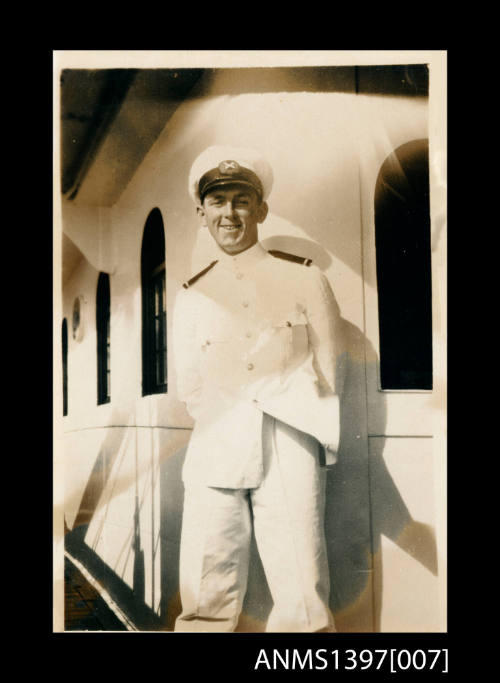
[{"x1": 269, "y1": 311, "x2": 309, "y2": 366}]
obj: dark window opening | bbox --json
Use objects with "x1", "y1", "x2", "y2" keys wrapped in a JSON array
[
  {"x1": 141, "y1": 208, "x2": 167, "y2": 396},
  {"x1": 96, "y1": 273, "x2": 111, "y2": 404},
  {"x1": 374, "y1": 138, "x2": 433, "y2": 390},
  {"x1": 62, "y1": 318, "x2": 68, "y2": 415}
]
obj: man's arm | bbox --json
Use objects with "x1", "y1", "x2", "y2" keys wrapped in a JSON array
[
  {"x1": 306, "y1": 267, "x2": 346, "y2": 461},
  {"x1": 306, "y1": 266, "x2": 345, "y2": 398},
  {"x1": 172, "y1": 289, "x2": 204, "y2": 420}
]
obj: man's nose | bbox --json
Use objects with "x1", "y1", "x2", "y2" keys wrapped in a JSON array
[{"x1": 222, "y1": 200, "x2": 237, "y2": 216}]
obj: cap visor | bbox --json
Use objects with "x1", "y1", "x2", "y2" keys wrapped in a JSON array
[{"x1": 200, "y1": 179, "x2": 261, "y2": 202}]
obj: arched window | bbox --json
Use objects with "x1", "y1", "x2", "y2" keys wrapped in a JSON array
[
  {"x1": 62, "y1": 318, "x2": 68, "y2": 416},
  {"x1": 96, "y1": 272, "x2": 111, "y2": 404},
  {"x1": 374, "y1": 139, "x2": 433, "y2": 390},
  {"x1": 141, "y1": 208, "x2": 167, "y2": 396}
]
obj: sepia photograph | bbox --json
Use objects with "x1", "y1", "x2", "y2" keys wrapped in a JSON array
[{"x1": 53, "y1": 50, "x2": 447, "y2": 642}]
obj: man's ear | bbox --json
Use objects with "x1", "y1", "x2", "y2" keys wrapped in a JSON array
[
  {"x1": 196, "y1": 205, "x2": 207, "y2": 227},
  {"x1": 257, "y1": 201, "x2": 269, "y2": 224}
]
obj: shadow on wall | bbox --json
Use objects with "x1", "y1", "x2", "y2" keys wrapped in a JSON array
[
  {"x1": 65, "y1": 405, "x2": 164, "y2": 631},
  {"x1": 69, "y1": 416, "x2": 127, "y2": 533},
  {"x1": 324, "y1": 320, "x2": 437, "y2": 633}
]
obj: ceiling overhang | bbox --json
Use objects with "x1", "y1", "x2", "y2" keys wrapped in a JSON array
[{"x1": 60, "y1": 68, "x2": 205, "y2": 207}]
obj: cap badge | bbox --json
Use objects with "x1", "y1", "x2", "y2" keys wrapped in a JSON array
[{"x1": 218, "y1": 160, "x2": 240, "y2": 175}]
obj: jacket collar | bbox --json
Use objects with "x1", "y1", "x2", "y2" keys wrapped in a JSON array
[{"x1": 215, "y1": 241, "x2": 268, "y2": 272}]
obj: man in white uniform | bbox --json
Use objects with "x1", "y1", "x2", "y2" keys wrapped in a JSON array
[{"x1": 173, "y1": 146, "x2": 344, "y2": 632}]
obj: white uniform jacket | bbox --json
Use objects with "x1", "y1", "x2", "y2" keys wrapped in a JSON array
[{"x1": 173, "y1": 242, "x2": 343, "y2": 488}]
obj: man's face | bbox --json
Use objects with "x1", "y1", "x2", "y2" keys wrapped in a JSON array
[{"x1": 198, "y1": 184, "x2": 268, "y2": 255}]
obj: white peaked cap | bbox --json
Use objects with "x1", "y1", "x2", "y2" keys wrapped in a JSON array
[{"x1": 188, "y1": 145, "x2": 274, "y2": 205}]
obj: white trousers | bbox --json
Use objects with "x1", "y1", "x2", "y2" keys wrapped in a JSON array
[{"x1": 174, "y1": 415, "x2": 334, "y2": 632}]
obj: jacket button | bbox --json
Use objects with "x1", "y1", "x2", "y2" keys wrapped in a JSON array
[
  {"x1": 245, "y1": 331, "x2": 252, "y2": 338},
  {"x1": 242, "y1": 301, "x2": 249, "y2": 307},
  {"x1": 247, "y1": 363, "x2": 254, "y2": 371}
]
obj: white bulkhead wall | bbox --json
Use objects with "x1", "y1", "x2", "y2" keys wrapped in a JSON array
[{"x1": 63, "y1": 67, "x2": 442, "y2": 631}]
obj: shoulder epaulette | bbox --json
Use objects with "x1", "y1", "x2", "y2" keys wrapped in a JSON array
[
  {"x1": 268, "y1": 249, "x2": 313, "y2": 267},
  {"x1": 182, "y1": 260, "x2": 218, "y2": 289}
]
